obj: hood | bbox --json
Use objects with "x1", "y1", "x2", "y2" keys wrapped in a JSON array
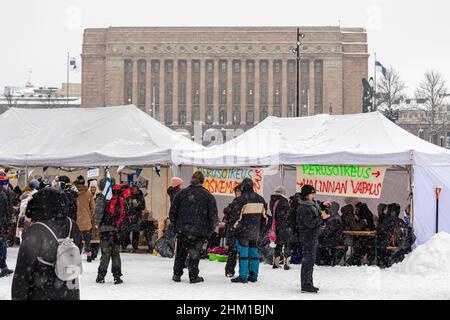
[
  {"x1": 270, "y1": 194, "x2": 288, "y2": 202},
  {"x1": 26, "y1": 187, "x2": 69, "y2": 221},
  {"x1": 241, "y1": 178, "x2": 254, "y2": 192}
]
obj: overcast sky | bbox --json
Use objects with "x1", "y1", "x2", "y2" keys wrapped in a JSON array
[{"x1": 1, "y1": 0, "x2": 449, "y2": 96}]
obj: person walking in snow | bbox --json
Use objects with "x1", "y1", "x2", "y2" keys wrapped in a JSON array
[
  {"x1": 0, "y1": 171, "x2": 14, "y2": 278},
  {"x1": 270, "y1": 186, "x2": 293, "y2": 270},
  {"x1": 74, "y1": 175, "x2": 96, "y2": 262},
  {"x1": 170, "y1": 171, "x2": 218, "y2": 284},
  {"x1": 11, "y1": 187, "x2": 82, "y2": 300},
  {"x1": 296, "y1": 185, "x2": 330, "y2": 293},
  {"x1": 223, "y1": 184, "x2": 242, "y2": 277},
  {"x1": 230, "y1": 178, "x2": 268, "y2": 284}
]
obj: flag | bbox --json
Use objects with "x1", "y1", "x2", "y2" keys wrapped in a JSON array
[
  {"x1": 403, "y1": 211, "x2": 409, "y2": 226},
  {"x1": 155, "y1": 166, "x2": 161, "y2": 177},
  {"x1": 375, "y1": 60, "x2": 387, "y2": 79},
  {"x1": 135, "y1": 168, "x2": 143, "y2": 178},
  {"x1": 69, "y1": 56, "x2": 79, "y2": 71},
  {"x1": 102, "y1": 168, "x2": 113, "y2": 200}
]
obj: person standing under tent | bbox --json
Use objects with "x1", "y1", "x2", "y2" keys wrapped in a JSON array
[
  {"x1": 74, "y1": 175, "x2": 96, "y2": 263},
  {"x1": 170, "y1": 171, "x2": 218, "y2": 284},
  {"x1": 230, "y1": 178, "x2": 268, "y2": 284},
  {"x1": 223, "y1": 184, "x2": 242, "y2": 277},
  {"x1": 296, "y1": 185, "x2": 330, "y2": 293},
  {"x1": 270, "y1": 186, "x2": 292, "y2": 270},
  {"x1": 317, "y1": 202, "x2": 343, "y2": 266},
  {"x1": 167, "y1": 177, "x2": 184, "y2": 205},
  {"x1": 121, "y1": 185, "x2": 146, "y2": 252},
  {"x1": 88, "y1": 180, "x2": 100, "y2": 260}
]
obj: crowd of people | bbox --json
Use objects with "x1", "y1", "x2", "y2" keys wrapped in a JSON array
[{"x1": 0, "y1": 168, "x2": 416, "y2": 299}]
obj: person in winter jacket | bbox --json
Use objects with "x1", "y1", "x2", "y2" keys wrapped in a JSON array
[
  {"x1": 230, "y1": 178, "x2": 268, "y2": 284},
  {"x1": 88, "y1": 180, "x2": 100, "y2": 260},
  {"x1": 95, "y1": 177, "x2": 123, "y2": 285},
  {"x1": 170, "y1": 171, "x2": 218, "y2": 284},
  {"x1": 54, "y1": 176, "x2": 78, "y2": 221},
  {"x1": 376, "y1": 203, "x2": 399, "y2": 267},
  {"x1": 167, "y1": 177, "x2": 184, "y2": 205},
  {"x1": 223, "y1": 184, "x2": 242, "y2": 277},
  {"x1": 296, "y1": 185, "x2": 330, "y2": 293},
  {"x1": 121, "y1": 185, "x2": 145, "y2": 252},
  {"x1": 355, "y1": 202, "x2": 376, "y2": 231},
  {"x1": 16, "y1": 186, "x2": 38, "y2": 240},
  {"x1": 74, "y1": 175, "x2": 96, "y2": 263},
  {"x1": 0, "y1": 171, "x2": 14, "y2": 277},
  {"x1": 11, "y1": 187, "x2": 82, "y2": 300},
  {"x1": 341, "y1": 204, "x2": 366, "y2": 231},
  {"x1": 317, "y1": 202, "x2": 344, "y2": 265},
  {"x1": 270, "y1": 186, "x2": 292, "y2": 270}
]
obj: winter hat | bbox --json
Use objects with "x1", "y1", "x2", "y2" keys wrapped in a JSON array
[
  {"x1": 274, "y1": 186, "x2": 287, "y2": 196},
  {"x1": 241, "y1": 178, "x2": 254, "y2": 192},
  {"x1": 57, "y1": 176, "x2": 70, "y2": 184},
  {"x1": 341, "y1": 204, "x2": 354, "y2": 215},
  {"x1": 88, "y1": 180, "x2": 98, "y2": 189},
  {"x1": 0, "y1": 171, "x2": 9, "y2": 186},
  {"x1": 74, "y1": 175, "x2": 85, "y2": 186},
  {"x1": 26, "y1": 187, "x2": 69, "y2": 221},
  {"x1": 190, "y1": 171, "x2": 205, "y2": 186},
  {"x1": 329, "y1": 202, "x2": 340, "y2": 216},
  {"x1": 300, "y1": 184, "x2": 316, "y2": 198},
  {"x1": 171, "y1": 177, "x2": 184, "y2": 188},
  {"x1": 28, "y1": 179, "x2": 40, "y2": 190}
]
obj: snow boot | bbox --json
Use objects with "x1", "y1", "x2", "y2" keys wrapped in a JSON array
[
  {"x1": 95, "y1": 274, "x2": 105, "y2": 284},
  {"x1": 0, "y1": 268, "x2": 14, "y2": 277},
  {"x1": 301, "y1": 286, "x2": 318, "y2": 294},
  {"x1": 87, "y1": 253, "x2": 93, "y2": 263},
  {"x1": 172, "y1": 275, "x2": 181, "y2": 282},
  {"x1": 231, "y1": 276, "x2": 248, "y2": 284},
  {"x1": 114, "y1": 276, "x2": 123, "y2": 285},
  {"x1": 313, "y1": 286, "x2": 320, "y2": 292},
  {"x1": 284, "y1": 256, "x2": 291, "y2": 270},
  {"x1": 225, "y1": 272, "x2": 235, "y2": 278},
  {"x1": 190, "y1": 276, "x2": 204, "y2": 284},
  {"x1": 273, "y1": 256, "x2": 281, "y2": 269}
]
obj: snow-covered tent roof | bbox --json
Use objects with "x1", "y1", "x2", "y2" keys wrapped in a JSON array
[
  {"x1": 174, "y1": 111, "x2": 450, "y2": 167},
  {"x1": 0, "y1": 105, "x2": 204, "y2": 167}
]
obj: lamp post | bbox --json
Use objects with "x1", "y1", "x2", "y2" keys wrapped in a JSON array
[{"x1": 292, "y1": 28, "x2": 305, "y2": 117}]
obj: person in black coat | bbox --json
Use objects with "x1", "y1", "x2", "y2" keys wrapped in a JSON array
[
  {"x1": 167, "y1": 177, "x2": 184, "y2": 205},
  {"x1": 223, "y1": 184, "x2": 242, "y2": 277},
  {"x1": 296, "y1": 185, "x2": 330, "y2": 293},
  {"x1": 11, "y1": 187, "x2": 82, "y2": 300},
  {"x1": 170, "y1": 171, "x2": 218, "y2": 284},
  {"x1": 121, "y1": 186, "x2": 145, "y2": 252},
  {"x1": 270, "y1": 186, "x2": 292, "y2": 270},
  {"x1": 376, "y1": 203, "x2": 399, "y2": 268},
  {"x1": 0, "y1": 172, "x2": 14, "y2": 277},
  {"x1": 318, "y1": 202, "x2": 343, "y2": 265},
  {"x1": 54, "y1": 176, "x2": 79, "y2": 221},
  {"x1": 230, "y1": 178, "x2": 268, "y2": 284}
]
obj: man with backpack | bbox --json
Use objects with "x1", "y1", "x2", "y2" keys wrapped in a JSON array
[{"x1": 95, "y1": 177, "x2": 130, "y2": 284}]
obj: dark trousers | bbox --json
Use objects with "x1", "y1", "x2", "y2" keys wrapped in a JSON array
[
  {"x1": 91, "y1": 243, "x2": 99, "y2": 259},
  {"x1": 299, "y1": 232, "x2": 319, "y2": 289},
  {"x1": 0, "y1": 237, "x2": 7, "y2": 269},
  {"x1": 173, "y1": 234, "x2": 205, "y2": 280},
  {"x1": 81, "y1": 230, "x2": 92, "y2": 255},
  {"x1": 98, "y1": 232, "x2": 122, "y2": 277},
  {"x1": 225, "y1": 242, "x2": 237, "y2": 275},
  {"x1": 122, "y1": 231, "x2": 140, "y2": 250}
]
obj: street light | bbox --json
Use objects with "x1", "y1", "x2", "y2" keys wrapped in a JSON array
[{"x1": 291, "y1": 28, "x2": 305, "y2": 117}]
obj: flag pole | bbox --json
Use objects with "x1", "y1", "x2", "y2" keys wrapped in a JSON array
[
  {"x1": 66, "y1": 52, "x2": 69, "y2": 105},
  {"x1": 374, "y1": 52, "x2": 377, "y2": 110}
]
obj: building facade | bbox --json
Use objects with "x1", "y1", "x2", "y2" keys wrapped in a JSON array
[{"x1": 82, "y1": 27, "x2": 368, "y2": 133}]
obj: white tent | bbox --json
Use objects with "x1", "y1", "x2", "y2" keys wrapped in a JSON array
[
  {"x1": 0, "y1": 105, "x2": 204, "y2": 167},
  {"x1": 174, "y1": 111, "x2": 450, "y2": 167}
]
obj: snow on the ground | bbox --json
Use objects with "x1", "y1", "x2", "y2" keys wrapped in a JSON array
[{"x1": 1, "y1": 233, "x2": 450, "y2": 300}]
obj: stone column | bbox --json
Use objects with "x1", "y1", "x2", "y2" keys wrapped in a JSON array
[
  {"x1": 281, "y1": 59, "x2": 288, "y2": 117},
  {"x1": 254, "y1": 60, "x2": 261, "y2": 123},
  {"x1": 186, "y1": 60, "x2": 192, "y2": 125},
  {"x1": 226, "y1": 60, "x2": 233, "y2": 125},
  {"x1": 213, "y1": 60, "x2": 219, "y2": 125},
  {"x1": 268, "y1": 59, "x2": 274, "y2": 116},
  {"x1": 199, "y1": 59, "x2": 206, "y2": 124},
  {"x1": 172, "y1": 60, "x2": 179, "y2": 125},
  {"x1": 240, "y1": 60, "x2": 247, "y2": 125},
  {"x1": 159, "y1": 60, "x2": 165, "y2": 123}
]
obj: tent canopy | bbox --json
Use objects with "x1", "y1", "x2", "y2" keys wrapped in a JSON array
[
  {"x1": 175, "y1": 111, "x2": 450, "y2": 167},
  {"x1": 0, "y1": 105, "x2": 203, "y2": 167}
]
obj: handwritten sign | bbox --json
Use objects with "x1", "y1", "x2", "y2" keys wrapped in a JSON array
[
  {"x1": 195, "y1": 167, "x2": 264, "y2": 196},
  {"x1": 296, "y1": 165, "x2": 387, "y2": 199}
]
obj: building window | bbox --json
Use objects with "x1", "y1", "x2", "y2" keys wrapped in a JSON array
[
  {"x1": 193, "y1": 61, "x2": 200, "y2": 73},
  {"x1": 206, "y1": 82, "x2": 213, "y2": 105},
  {"x1": 220, "y1": 85, "x2": 227, "y2": 104},
  {"x1": 220, "y1": 61, "x2": 227, "y2": 73},
  {"x1": 165, "y1": 83, "x2": 173, "y2": 104},
  {"x1": 206, "y1": 109, "x2": 214, "y2": 125},
  {"x1": 288, "y1": 83, "x2": 295, "y2": 106},
  {"x1": 260, "y1": 109, "x2": 268, "y2": 121},
  {"x1": 247, "y1": 83, "x2": 254, "y2": 105},
  {"x1": 151, "y1": 84, "x2": 159, "y2": 118},
  {"x1": 179, "y1": 60, "x2": 187, "y2": 73},
  {"x1": 139, "y1": 60, "x2": 146, "y2": 74},
  {"x1": 302, "y1": 84, "x2": 308, "y2": 105},
  {"x1": 207, "y1": 61, "x2": 213, "y2": 73},
  {"x1": 288, "y1": 60, "x2": 295, "y2": 73},
  {"x1": 233, "y1": 61, "x2": 240, "y2": 73},
  {"x1": 179, "y1": 110, "x2": 187, "y2": 126},
  {"x1": 233, "y1": 84, "x2": 240, "y2": 105},
  {"x1": 138, "y1": 60, "x2": 146, "y2": 108},
  {"x1": 139, "y1": 83, "x2": 146, "y2": 107},
  {"x1": 193, "y1": 83, "x2": 200, "y2": 105},
  {"x1": 260, "y1": 61, "x2": 268, "y2": 73},
  {"x1": 418, "y1": 129, "x2": 425, "y2": 140},
  {"x1": 233, "y1": 109, "x2": 240, "y2": 125},
  {"x1": 193, "y1": 106, "x2": 200, "y2": 121},
  {"x1": 165, "y1": 111, "x2": 172, "y2": 125},
  {"x1": 124, "y1": 59, "x2": 133, "y2": 104},
  {"x1": 219, "y1": 109, "x2": 226, "y2": 124},
  {"x1": 165, "y1": 60, "x2": 173, "y2": 73},
  {"x1": 247, "y1": 60, "x2": 254, "y2": 73},
  {"x1": 261, "y1": 83, "x2": 268, "y2": 105},
  {"x1": 152, "y1": 61, "x2": 160, "y2": 73},
  {"x1": 315, "y1": 83, "x2": 322, "y2": 102},
  {"x1": 302, "y1": 60, "x2": 309, "y2": 73},
  {"x1": 274, "y1": 83, "x2": 281, "y2": 105},
  {"x1": 315, "y1": 60, "x2": 322, "y2": 73},
  {"x1": 246, "y1": 110, "x2": 254, "y2": 124},
  {"x1": 273, "y1": 107, "x2": 281, "y2": 117},
  {"x1": 288, "y1": 105, "x2": 295, "y2": 117},
  {"x1": 179, "y1": 82, "x2": 186, "y2": 105},
  {"x1": 275, "y1": 60, "x2": 281, "y2": 73}
]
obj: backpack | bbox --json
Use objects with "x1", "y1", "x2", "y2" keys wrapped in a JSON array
[
  {"x1": 35, "y1": 217, "x2": 83, "y2": 281},
  {"x1": 108, "y1": 184, "x2": 132, "y2": 229}
]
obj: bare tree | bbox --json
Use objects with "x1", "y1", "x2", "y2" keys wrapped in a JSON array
[
  {"x1": 376, "y1": 67, "x2": 406, "y2": 112},
  {"x1": 416, "y1": 70, "x2": 448, "y2": 142}
]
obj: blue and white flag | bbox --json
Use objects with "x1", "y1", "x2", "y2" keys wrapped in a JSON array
[
  {"x1": 154, "y1": 166, "x2": 161, "y2": 177},
  {"x1": 69, "y1": 56, "x2": 79, "y2": 71},
  {"x1": 403, "y1": 211, "x2": 409, "y2": 226},
  {"x1": 375, "y1": 60, "x2": 388, "y2": 79},
  {"x1": 102, "y1": 168, "x2": 113, "y2": 200}
]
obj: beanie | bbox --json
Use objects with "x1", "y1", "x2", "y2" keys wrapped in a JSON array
[
  {"x1": 0, "y1": 172, "x2": 9, "y2": 186},
  {"x1": 171, "y1": 177, "x2": 184, "y2": 188},
  {"x1": 300, "y1": 184, "x2": 316, "y2": 197}
]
